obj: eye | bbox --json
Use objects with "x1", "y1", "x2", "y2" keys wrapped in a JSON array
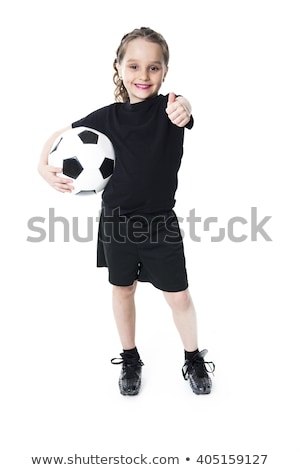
[
  {"x1": 150, "y1": 66, "x2": 160, "y2": 72},
  {"x1": 129, "y1": 64, "x2": 137, "y2": 70}
]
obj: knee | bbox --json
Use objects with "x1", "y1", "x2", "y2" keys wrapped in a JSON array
[
  {"x1": 164, "y1": 289, "x2": 191, "y2": 311},
  {"x1": 113, "y1": 282, "x2": 137, "y2": 299}
]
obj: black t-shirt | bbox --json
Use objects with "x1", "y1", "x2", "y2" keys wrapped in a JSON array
[{"x1": 72, "y1": 94, "x2": 193, "y2": 214}]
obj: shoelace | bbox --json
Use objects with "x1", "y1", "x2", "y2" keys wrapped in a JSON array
[
  {"x1": 182, "y1": 355, "x2": 215, "y2": 381},
  {"x1": 111, "y1": 355, "x2": 144, "y2": 380}
]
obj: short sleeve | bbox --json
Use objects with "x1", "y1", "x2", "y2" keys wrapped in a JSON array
[{"x1": 185, "y1": 115, "x2": 194, "y2": 130}]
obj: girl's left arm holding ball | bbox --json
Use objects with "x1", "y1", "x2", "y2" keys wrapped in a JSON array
[{"x1": 38, "y1": 125, "x2": 74, "y2": 193}]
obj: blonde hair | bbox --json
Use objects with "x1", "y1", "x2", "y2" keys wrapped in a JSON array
[{"x1": 113, "y1": 27, "x2": 169, "y2": 103}]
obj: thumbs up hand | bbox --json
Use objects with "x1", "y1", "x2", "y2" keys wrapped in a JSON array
[{"x1": 165, "y1": 93, "x2": 192, "y2": 127}]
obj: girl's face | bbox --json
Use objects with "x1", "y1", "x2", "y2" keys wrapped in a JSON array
[{"x1": 117, "y1": 38, "x2": 168, "y2": 104}]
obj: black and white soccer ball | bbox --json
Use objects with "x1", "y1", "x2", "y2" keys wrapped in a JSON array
[{"x1": 48, "y1": 126, "x2": 115, "y2": 195}]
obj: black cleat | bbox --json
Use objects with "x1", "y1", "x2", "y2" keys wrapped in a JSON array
[
  {"x1": 182, "y1": 349, "x2": 215, "y2": 395},
  {"x1": 111, "y1": 353, "x2": 144, "y2": 396}
]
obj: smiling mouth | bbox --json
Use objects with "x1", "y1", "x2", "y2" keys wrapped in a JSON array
[{"x1": 135, "y1": 84, "x2": 152, "y2": 90}]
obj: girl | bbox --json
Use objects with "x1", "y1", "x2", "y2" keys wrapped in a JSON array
[{"x1": 38, "y1": 27, "x2": 214, "y2": 396}]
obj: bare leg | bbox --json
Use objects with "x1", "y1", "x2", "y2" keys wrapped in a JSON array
[
  {"x1": 163, "y1": 288, "x2": 198, "y2": 352},
  {"x1": 112, "y1": 281, "x2": 137, "y2": 350}
]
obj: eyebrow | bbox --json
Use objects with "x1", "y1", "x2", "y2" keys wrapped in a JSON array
[{"x1": 126, "y1": 59, "x2": 163, "y2": 65}]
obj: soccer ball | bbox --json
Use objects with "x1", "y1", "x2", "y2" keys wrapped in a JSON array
[{"x1": 48, "y1": 126, "x2": 115, "y2": 195}]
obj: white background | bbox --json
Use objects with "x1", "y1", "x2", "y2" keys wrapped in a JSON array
[{"x1": 1, "y1": 1, "x2": 299, "y2": 468}]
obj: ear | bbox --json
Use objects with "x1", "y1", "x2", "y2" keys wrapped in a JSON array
[
  {"x1": 116, "y1": 63, "x2": 122, "y2": 76},
  {"x1": 163, "y1": 66, "x2": 169, "y2": 82}
]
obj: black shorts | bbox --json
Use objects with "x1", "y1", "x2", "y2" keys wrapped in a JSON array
[{"x1": 97, "y1": 207, "x2": 188, "y2": 292}]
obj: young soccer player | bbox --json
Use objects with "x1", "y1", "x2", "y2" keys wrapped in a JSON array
[{"x1": 38, "y1": 27, "x2": 215, "y2": 396}]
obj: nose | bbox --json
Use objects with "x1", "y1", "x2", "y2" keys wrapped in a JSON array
[{"x1": 139, "y1": 68, "x2": 150, "y2": 81}]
